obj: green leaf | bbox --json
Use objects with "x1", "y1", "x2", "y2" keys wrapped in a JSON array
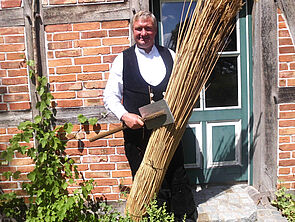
[
  {"x1": 27, "y1": 171, "x2": 36, "y2": 181},
  {"x1": 88, "y1": 117, "x2": 98, "y2": 126},
  {"x1": 77, "y1": 114, "x2": 87, "y2": 124},
  {"x1": 26, "y1": 60, "x2": 35, "y2": 67},
  {"x1": 64, "y1": 122, "x2": 73, "y2": 134},
  {"x1": 12, "y1": 171, "x2": 21, "y2": 179},
  {"x1": 34, "y1": 115, "x2": 42, "y2": 124},
  {"x1": 39, "y1": 101, "x2": 47, "y2": 112},
  {"x1": 3, "y1": 171, "x2": 12, "y2": 180},
  {"x1": 38, "y1": 86, "x2": 45, "y2": 96},
  {"x1": 61, "y1": 182, "x2": 68, "y2": 190}
]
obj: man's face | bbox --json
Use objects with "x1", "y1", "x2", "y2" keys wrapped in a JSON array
[{"x1": 133, "y1": 17, "x2": 157, "y2": 53}]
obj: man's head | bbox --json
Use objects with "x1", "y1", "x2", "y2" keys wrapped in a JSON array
[{"x1": 132, "y1": 11, "x2": 157, "y2": 53}]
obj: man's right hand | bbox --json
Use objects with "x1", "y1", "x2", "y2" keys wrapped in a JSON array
[{"x1": 121, "y1": 113, "x2": 144, "y2": 129}]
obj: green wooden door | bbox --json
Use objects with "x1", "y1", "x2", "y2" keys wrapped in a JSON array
[{"x1": 153, "y1": 0, "x2": 252, "y2": 184}]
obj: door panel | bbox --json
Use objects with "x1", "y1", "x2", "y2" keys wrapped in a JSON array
[{"x1": 154, "y1": 0, "x2": 250, "y2": 184}]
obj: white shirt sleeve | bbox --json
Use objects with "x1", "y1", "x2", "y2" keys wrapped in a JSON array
[{"x1": 103, "y1": 53, "x2": 128, "y2": 120}]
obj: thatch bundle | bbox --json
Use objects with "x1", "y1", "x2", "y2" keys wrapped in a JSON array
[{"x1": 125, "y1": 0, "x2": 243, "y2": 219}]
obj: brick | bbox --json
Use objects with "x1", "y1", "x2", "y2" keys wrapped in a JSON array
[
  {"x1": 291, "y1": 63, "x2": 295, "y2": 70},
  {"x1": 53, "y1": 32, "x2": 79, "y2": 41},
  {"x1": 102, "y1": 37, "x2": 129, "y2": 46},
  {"x1": 279, "y1": 168, "x2": 290, "y2": 175},
  {"x1": 278, "y1": 22, "x2": 287, "y2": 29},
  {"x1": 77, "y1": 73, "x2": 102, "y2": 81},
  {"x1": 77, "y1": 90, "x2": 103, "y2": 98},
  {"x1": 64, "y1": 147, "x2": 87, "y2": 156},
  {"x1": 287, "y1": 79, "x2": 295, "y2": 86},
  {"x1": 0, "y1": 61, "x2": 23, "y2": 69},
  {"x1": 7, "y1": 127, "x2": 21, "y2": 134},
  {"x1": 279, "y1": 55, "x2": 295, "y2": 63},
  {"x1": 73, "y1": 22, "x2": 100, "y2": 31},
  {"x1": 0, "y1": 53, "x2": 4, "y2": 61},
  {"x1": 278, "y1": 175, "x2": 295, "y2": 182},
  {"x1": 52, "y1": 92, "x2": 76, "y2": 99},
  {"x1": 83, "y1": 64, "x2": 109, "y2": 72},
  {"x1": 47, "y1": 51, "x2": 54, "y2": 59},
  {"x1": 74, "y1": 39, "x2": 101, "y2": 48},
  {"x1": 0, "y1": 69, "x2": 6, "y2": 77},
  {"x1": 4, "y1": 36, "x2": 25, "y2": 44},
  {"x1": 90, "y1": 164, "x2": 115, "y2": 171},
  {"x1": 0, "y1": 44, "x2": 25, "y2": 52},
  {"x1": 81, "y1": 31, "x2": 107, "y2": 39},
  {"x1": 279, "y1": 46, "x2": 295, "y2": 54},
  {"x1": 93, "y1": 179, "x2": 118, "y2": 186},
  {"x1": 109, "y1": 139, "x2": 124, "y2": 147},
  {"x1": 101, "y1": 20, "x2": 129, "y2": 29},
  {"x1": 0, "y1": 128, "x2": 6, "y2": 134},
  {"x1": 83, "y1": 47, "x2": 110, "y2": 55},
  {"x1": 48, "y1": 41, "x2": 72, "y2": 50},
  {"x1": 103, "y1": 55, "x2": 117, "y2": 63},
  {"x1": 279, "y1": 159, "x2": 295, "y2": 166},
  {"x1": 92, "y1": 186, "x2": 111, "y2": 194},
  {"x1": 8, "y1": 85, "x2": 29, "y2": 93},
  {"x1": 279, "y1": 38, "x2": 293, "y2": 46},
  {"x1": 45, "y1": 24, "x2": 72, "y2": 33},
  {"x1": 17, "y1": 166, "x2": 34, "y2": 173},
  {"x1": 0, "y1": 27, "x2": 24, "y2": 35},
  {"x1": 2, "y1": 77, "x2": 27, "y2": 85},
  {"x1": 279, "y1": 79, "x2": 286, "y2": 87},
  {"x1": 55, "y1": 49, "x2": 82, "y2": 58},
  {"x1": 0, "y1": 36, "x2": 3, "y2": 43},
  {"x1": 279, "y1": 30, "x2": 290, "y2": 38},
  {"x1": 83, "y1": 140, "x2": 107, "y2": 148},
  {"x1": 55, "y1": 82, "x2": 82, "y2": 91},
  {"x1": 7, "y1": 69, "x2": 27, "y2": 77},
  {"x1": 4, "y1": 94, "x2": 30, "y2": 102},
  {"x1": 112, "y1": 170, "x2": 132, "y2": 178},
  {"x1": 117, "y1": 163, "x2": 130, "y2": 170},
  {"x1": 279, "y1": 63, "x2": 289, "y2": 71},
  {"x1": 88, "y1": 148, "x2": 115, "y2": 155},
  {"x1": 82, "y1": 156, "x2": 108, "y2": 163},
  {"x1": 74, "y1": 56, "x2": 101, "y2": 65},
  {"x1": 1, "y1": 0, "x2": 22, "y2": 8},
  {"x1": 6, "y1": 52, "x2": 25, "y2": 61},
  {"x1": 85, "y1": 172, "x2": 110, "y2": 178},
  {"x1": 280, "y1": 111, "x2": 295, "y2": 119},
  {"x1": 49, "y1": 0, "x2": 77, "y2": 5},
  {"x1": 10, "y1": 158, "x2": 34, "y2": 165},
  {"x1": 279, "y1": 120, "x2": 295, "y2": 127},
  {"x1": 0, "y1": 86, "x2": 7, "y2": 94},
  {"x1": 56, "y1": 66, "x2": 82, "y2": 74},
  {"x1": 47, "y1": 33, "x2": 53, "y2": 41},
  {"x1": 0, "y1": 104, "x2": 8, "y2": 111},
  {"x1": 279, "y1": 136, "x2": 290, "y2": 143},
  {"x1": 0, "y1": 182, "x2": 18, "y2": 189},
  {"x1": 85, "y1": 98, "x2": 103, "y2": 106},
  {"x1": 94, "y1": 193, "x2": 119, "y2": 201},
  {"x1": 0, "y1": 135, "x2": 13, "y2": 142},
  {"x1": 49, "y1": 75, "x2": 76, "y2": 83},
  {"x1": 48, "y1": 58, "x2": 72, "y2": 67},
  {"x1": 109, "y1": 29, "x2": 129, "y2": 37},
  {"x1": 280, "y1": 143, "x2": 295, "y2": 151},
  {"x1": 76, "y1": 164, "x2": 89, "y2": 171},
  {"x1": 279, "y1": 152, "x2": 291, "y2": 159},
  {"x1": 116, "y1": 147, "x2": 125, "y2": 154},
  {"x1": 110, "y1": 155, "x2": 127, "y2": 162},
  {"x1": 83, "y1": 81, "x2": 106, "y2": 89},
  {"x1": 280, "y1": 104, "x2": 295, "y2": 111},
  {"x1": 56, "y1": 99, "x2": 83, "y2": 107}
]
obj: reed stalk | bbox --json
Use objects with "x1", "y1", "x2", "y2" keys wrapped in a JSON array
[{"x1": 125, "y1": 0, "x2": 243, "y2": 219}]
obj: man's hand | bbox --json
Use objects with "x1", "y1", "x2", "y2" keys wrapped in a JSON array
[{"x1": 121, "y1": 113, "x2": 144, "y2": 129}]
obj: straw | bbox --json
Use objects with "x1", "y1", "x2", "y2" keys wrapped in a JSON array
[{"x1": 125, "y1": 0, "x2": 243, "y2": 219}]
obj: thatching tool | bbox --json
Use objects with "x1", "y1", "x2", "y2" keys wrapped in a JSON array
[{"x1": 89, "y1": 99, "x2": 174, "y2": 142}]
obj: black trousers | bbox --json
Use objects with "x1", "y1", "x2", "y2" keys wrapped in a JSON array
[{"x1": 123, "y1": 128, "x2": 196, "y2": 220}]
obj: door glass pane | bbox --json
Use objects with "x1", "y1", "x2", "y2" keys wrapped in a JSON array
[
  {"x1": 161, "y1": 2, "x2": 196, "y2": 51},
  {"x1": 205, "y1": 57, "x2": 238, "y2": 108}
]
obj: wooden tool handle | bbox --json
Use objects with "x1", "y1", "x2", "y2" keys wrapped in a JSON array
[
  {"x1": 89, "y1": 123, "x2": 125, "y2": 142},
  {"x1": 89, "y1": 109, "x2": 166, "y2": 142}
]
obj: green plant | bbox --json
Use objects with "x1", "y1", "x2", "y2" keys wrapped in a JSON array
[
  {"x1": 271, "y1": 186, "x2": 295, "y2": 222},
  {"x1": 0, "y1": 63, "x2": 99, "y2": 221}
]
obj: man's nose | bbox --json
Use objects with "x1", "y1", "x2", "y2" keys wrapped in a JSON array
[{"x1": 141, "y1": 28, "x2": 147, "y2": 36}]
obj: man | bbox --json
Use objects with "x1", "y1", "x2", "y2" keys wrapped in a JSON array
[{"x1": 104, "y1": 10, "x2": 196, "y2": 221}]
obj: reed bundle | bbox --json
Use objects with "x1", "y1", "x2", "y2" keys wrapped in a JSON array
[{"x1": 125, "y1": 0, "x2": 243, "y2": 219}]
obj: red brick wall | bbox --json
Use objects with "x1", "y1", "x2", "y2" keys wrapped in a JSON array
[
  {"x1": 0, "y1": 26, "x2": 30, "y2": 112},
  {"x1": 41, "y1": 0, "x2": 124, "y2": 6},
  {"x1": 278, "y1": 8, "x2": 295, "y2": 190},
  {"x1": 0, "y1": 0, "x2": 133, "y2": 200}
]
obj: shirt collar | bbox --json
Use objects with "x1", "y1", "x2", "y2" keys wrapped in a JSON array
[{"x1": 135, "y1": 44, "x2": 157, "y2": 55}]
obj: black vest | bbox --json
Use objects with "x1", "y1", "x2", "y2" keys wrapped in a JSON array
[{"x1": 122, "y1": 45, "x2": 173, "y2": 115}]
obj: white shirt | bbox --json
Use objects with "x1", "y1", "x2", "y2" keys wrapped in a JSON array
[{"x1": 103, "y1": 45, "x2": 175, "y2": 120}]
